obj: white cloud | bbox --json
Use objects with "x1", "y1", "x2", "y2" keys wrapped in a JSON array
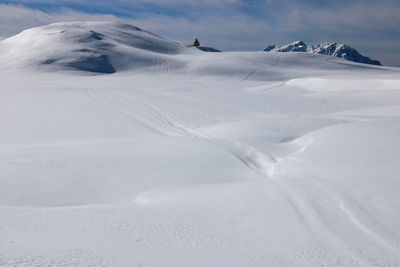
[
  {"x1": 281, "y1": 2, "x2": 400, "y2": 40},
  {"x1": 0, "y1": 4, "x2": 119, "y2": 37},
  {"x1": 8, "y1": 0, "x2": 239, "y2": 8},
  {"x1": 129, "y1": 14, "x2": 274, "y2": 50}
]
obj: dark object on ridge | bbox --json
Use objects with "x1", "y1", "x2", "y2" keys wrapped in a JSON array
[{"x1": 194, "y1": 38, "x2": 200, "y2": 48}]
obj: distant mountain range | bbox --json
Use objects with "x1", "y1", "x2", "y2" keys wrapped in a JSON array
[{"x1": 264, "y1": 41, "x2": 381, "y2": 65}]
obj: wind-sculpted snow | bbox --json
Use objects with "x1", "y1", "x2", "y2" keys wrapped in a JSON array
[{"x1": 0, "y1": 21, "x2": 400, "y2": 267}]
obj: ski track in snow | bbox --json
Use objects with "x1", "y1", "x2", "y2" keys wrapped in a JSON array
[
  {"x1": 271, "y1": 169, "x2": 400, "y2": 267},
  {"x1": 0, "y1": 76, "x2": 398, "y2": 266},
  {"x1": 306, "y1": 170, "x2": 400, "y2": 255},
  {"x1": 243, "y1": 68, "x2": 258, "y2": 81},
  {"x1": 87, "y1": 88, "x2": 276, "y2": 177}
]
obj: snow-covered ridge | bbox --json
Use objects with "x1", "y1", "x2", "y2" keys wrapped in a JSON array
[
  {"x1": 0, "y1": 21, "x2": 189, "y2": 73},
  {"x1": 0, "y1": 21, "x2": 387, "y2": 75},
  {"x1": 0, "y1": 21, "x2": 226, "y2": 74},
  {"x1": 264, "y1": 41, "x2": 381, "y2": 65}
]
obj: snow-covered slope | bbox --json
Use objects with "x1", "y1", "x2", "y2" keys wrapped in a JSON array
[
  {"x1": 264, "y1": 41, "x2": 381, "y2": 65},
  {"x1": 0, "y1": 22, "x2": 400, "y2": 266},
  {"x1": 0, "y1": 21, "x2": 188, "y2": 73}
]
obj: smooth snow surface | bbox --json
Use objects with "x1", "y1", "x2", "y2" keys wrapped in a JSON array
[{"x1": 0, "y1": 22, "x2": 400, "y2": 266}]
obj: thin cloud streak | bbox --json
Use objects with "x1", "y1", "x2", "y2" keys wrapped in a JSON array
[{"x1": 0, "y1": 4, "x2": 119, "y2": 37}]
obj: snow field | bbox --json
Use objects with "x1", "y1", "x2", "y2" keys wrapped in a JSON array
[{"x1": 0, "y1": 21, "x2": 400, "y2": 266}]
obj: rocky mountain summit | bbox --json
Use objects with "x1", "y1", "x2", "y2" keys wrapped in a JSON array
[{"x1": 264, "y1": 41, "x2": 381, "y2": 65}]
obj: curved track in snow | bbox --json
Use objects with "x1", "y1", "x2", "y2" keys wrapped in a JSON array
[{"x1": 87, "y1": 88, "x2": 276, "y2": 177}]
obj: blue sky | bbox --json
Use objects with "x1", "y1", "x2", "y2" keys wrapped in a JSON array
[{"x1": 1, "y1": 0, "x2": 399, "y2": 66}]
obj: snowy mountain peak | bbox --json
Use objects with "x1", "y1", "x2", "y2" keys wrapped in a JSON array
[
  {"x1": 264, "y1": 41, "x2": 381, "y2": 65},
  {"x1": 263, "y1": 45, "x2": 276, "y2": 52},
  {"x1": 272, "y1": 40, "x2": 308, "y2": 52},
  {"x1": 312, "y1": 42, "x2": 381, "y2": 65}
]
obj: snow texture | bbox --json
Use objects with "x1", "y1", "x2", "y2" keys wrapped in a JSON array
[{"x1": 0, "y1": 21, "x2": 399, "y2": 266}]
